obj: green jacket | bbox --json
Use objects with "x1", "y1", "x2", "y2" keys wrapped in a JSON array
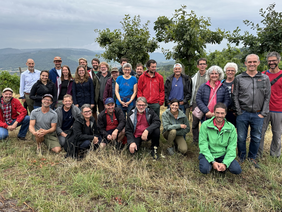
[
  {"x1": 162, "y1": 108, "x2": 190, "y2": 136},
  {"x1": 199, "y1": 117, "x2": 237, "y2": 168}
]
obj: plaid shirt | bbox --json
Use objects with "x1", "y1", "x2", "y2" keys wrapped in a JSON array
[{"x1": 1, "y1": 97, "x2": 13, "y2": 124}]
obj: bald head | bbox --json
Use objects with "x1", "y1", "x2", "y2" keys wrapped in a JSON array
[{"x1": 26, "y1": 59, "x2": 35, "y2": 72}]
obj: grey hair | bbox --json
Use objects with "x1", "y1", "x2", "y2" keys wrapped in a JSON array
[
  {"x1": 123, "y1": 63, "x2": 132, "y2": 70},
  {"x1": 136, "y1": 97, "x2": 148, "y2": 105},
  {"x1": 223, "y1": 62, "x2": 238, "y2": 74},
  {"x1": 173, "y1": 63, "x2": 182, "y2": 69},
  {"x1": 245, "y1": 54, "x2": 260, "y2": 62},
  {"x1": 267, "y1": 52, "x2": 281, "y2": 61},
  {"x1": 81, "y1": 104, "x2": 91, "y2": 112},
  {"x1": 206, "y1": 65, "x2": 224, "y2": 81}
]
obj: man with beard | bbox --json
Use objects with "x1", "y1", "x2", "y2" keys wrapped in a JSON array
[
  {"x1": 29, "y1": 94, "x2": 61, "y2": 153},
  {"x1": 96, "y1": 62, "x2": 111, "y2": 112},
  {"x1": 0, "y1": 88, "x2": 30, "y2": 140},
  {"x1": 137, "y1": 59, "x2": 165, "y2": 117},
  {"x1": 126, "y1": 97, "x2": 161, "y2": 160},
  {"x1": 199, "y1": 103, "x2": 242, "y2": 175},
  {"x1": 258, "y1": 52, "x2": 282, "y2": 158},
  {"x1": 89, "y1": 58, "x2": 100, "y2": 122},
  {"x1": 19, "y1": 58, "x2": 41, "y2": 113},
  {"x1": 135, "y1": 63, "x2": 144, "y2": 81},
  {"x1": 55, "y1": 94, "x2": 80, "y2": 147},
  {"x1": 49, "y1": 56, "x2": 62, "y2": 84},
  {"x1": 98, "y1": 97, "x2": 126, "y2": 148},
  {"x1": 91, "y1": 58, "x2": 100, "y2": 74}
]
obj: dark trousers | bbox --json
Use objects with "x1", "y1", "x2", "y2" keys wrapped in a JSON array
[
  {"x1": 198, "y1": 154, "x2": 242, "y2": 175},
  {"x1": 130, "y1": 128, "x2": 160, "y2": 153},
  {"x1": 192, "y1": 102, "x2": 200, "y2": 143},
  {"x1": 98, "y1": 99, "x2": 105, "y2": 113}
]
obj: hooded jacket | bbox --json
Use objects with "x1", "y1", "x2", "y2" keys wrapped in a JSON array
[
  {"x1": 161, "y1": 108, "x2": 190, "y2": 136},
  {"x1": 199, "y1": 117, "x2": 237, "y2": 168},
  {"x1": 125, "y1": 107, "x2": 161, "y2": 145}
]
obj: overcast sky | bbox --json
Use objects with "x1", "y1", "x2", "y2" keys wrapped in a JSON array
[{"x1": 1, "y1": 0, "x2": 280, "y2": 53}]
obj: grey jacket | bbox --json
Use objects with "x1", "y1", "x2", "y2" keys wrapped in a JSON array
[
  {"x1": 55, "y1": 104, "x2": 81, "y2": 135},
  {"x1": 233, "y1": 71, "x2": 271, "y2": 117}
]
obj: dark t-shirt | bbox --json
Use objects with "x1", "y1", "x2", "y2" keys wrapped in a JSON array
[
  {"x1": 223, "y1": 80, "x2": 235, "y2": 109},
  {"x1": 59, "y1": 80, "x2": 69, "y2": 100},
  {"x1": 84, "y1": 125, "x2": 93, "y2": 136},
  {"x1": 61, "y1": 107, "x2": 75, "y2": 131}
]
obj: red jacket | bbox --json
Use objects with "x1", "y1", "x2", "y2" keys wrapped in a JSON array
[
  {"x1": 137, "y1": 71, "x2": 165, "y2": 105},
  {"x1": 0, "y1": 97, "x2": 27, "y2": 129}
]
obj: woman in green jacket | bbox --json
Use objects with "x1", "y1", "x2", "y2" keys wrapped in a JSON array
[{"x1": 162, "y1": 99, "x2": 190, "y2": 155}]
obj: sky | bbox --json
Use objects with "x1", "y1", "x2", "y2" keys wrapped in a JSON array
[{"x1": 1, "y1": 0, "x2": 280, "y2": 53}]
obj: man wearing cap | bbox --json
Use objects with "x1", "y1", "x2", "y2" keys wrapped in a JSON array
[
  {"x1": 98, "y1": 97, "x2": 126, "y2": 148},
  {"x1": 20, "y1": 58, "x2": 41, "y2": 113},
  {"x1": 55, "y1": 94, "x2": 80, "y2": 147},
  {"x1": 29, "y1": 94, "x2": 61, "y2": 153},
  {"x1": 49, "y1": 56, "x2": 62, "y2": 84},
  {"x1": 164, "y1": 63, "x2": 192, "y2": 113},
  {"x1": 103, "y1": 67, "x2": 120, "y2": 103},
  {"x1": 0, "y1": 88, "x2": 30, "y2": 140}
]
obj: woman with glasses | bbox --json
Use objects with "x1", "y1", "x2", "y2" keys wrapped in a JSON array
[{"x1": 72, "y1": 65, "x2": 95, "y2": 109}]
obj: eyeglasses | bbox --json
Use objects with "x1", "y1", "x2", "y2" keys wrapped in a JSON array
[
  {"x1": 199, "y1": 63, "x2": 206, "y2": 65},
  {"x1": 226, "y1": 70, "x2": 235, "y2": 72},
  {"x1": 268, "y1": 60, "x2": 277, "y2": 63},
  {"x1": 137, "y1": 104, "x2": 146, "y2": 107},
  {"x1": 83, "y1": 110, "x2": 92, "y2": 114}
]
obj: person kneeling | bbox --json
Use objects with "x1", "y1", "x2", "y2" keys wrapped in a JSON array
[
  {"x1": 199, "y1": 102, "x2": 242, "y2": 174},
  {"x1": 162, "y1": 99, "x2": 190, "y2": 155},
  {"x1": 98, "y1": 98, "x2": 125, "y2": 149},
  {"x1": 29, "y1": 94, "x2": 61, "y2": 154},
  {"x1": 126, "y1": 97, "x2": 161, "y2": 160}
]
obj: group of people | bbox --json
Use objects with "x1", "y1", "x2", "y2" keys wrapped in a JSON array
[{"x1": 0, "y1": 51, "x2": 281, "y2": 175}]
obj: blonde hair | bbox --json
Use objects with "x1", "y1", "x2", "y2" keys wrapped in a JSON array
[{"x1": 74, "y1": 65, "x2": 89, "y2": 83}]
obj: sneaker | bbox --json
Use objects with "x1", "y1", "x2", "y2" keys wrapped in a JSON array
[
  {"x1": 151, "y1": 146, "x2": 159, "y2": 160},
  {"x1": 17, "y1": 137, "x2": 27, "y2": 141},
  {"x1": 249, "y1": 158, "x2": 261, "y2": 169},
  {"x1": 238, "y1": 158, "x2": 244, "y2": 165},
  {"x1": 167, "y1": 147, "x2": 175, "y2": 155}
]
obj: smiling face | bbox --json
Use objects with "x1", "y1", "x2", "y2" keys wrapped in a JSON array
[
  {"x1": 123, "y1": 67, "x2": 131, "y2": 77},
  {"x1": 136, "y1": 101, "x2": 147, "y2": 113},
  {"x1": 63, "y1": 97, "x2": 73, "y2": 109},
  {"x1": 214, "y1": 107, "x2": 226, "y2": 125},
  {"x1": 40, "y1": 71, "x2": 49, "y2": 83},
  {"x1": 62, "y1": 66, "x2": 70, "y2": 78},
  {"x1": 245, "y1": 55, "x2": 260, "y2": 72},
  {"x1": 42, "y1": 97, "x2": 52, "y2": 108},
  {"x1": 54, "y1": 60, "x2": 62, "y2": 69},
  {"x1": 92, "y1": 60, "x2": 99, "y2": 70},
  {"x1": 148, "y1": 63, "x2": 157, "y2": 73},
  {"x1": 136, "y1": 66, "x2": 144, "y2": 76},
  {"x1": 111, "y1": 71, "x2": 119, "y2": 80},
  {"x1": 209, "y1": 70, "x2": 219, "y2": 82},
  {"x1": 197, "y1": 60, "x2": 207, "y2": 72},
  {"x1": 79, "y1": 59, "x2": 87, "y2": 67},
  {"x1": 105, "y1": 102, "x2": 115, "y2": 114},
  {"x1": 2, "y1": 91, "x2": 13, "y2": 103},
  {"x1": 268, "y1": 56, "x2": 279, "y2": 70},
  {"x1": 170, "y1": 102, "x2": 179, "y2": 113},
  {"x1": 100, "y1": 65, "x2": 108, "y2": 74},
  {"x1": 78, "y1": 67, "x2": 85, "y2": 78},
  {"x1": 82, "y1": 107, "x2": 92, "y2": 119},
  {"x1": 173, "y1": 66, "x2": 182, "y2": 76},
  {"x1": 225, "y1": 67, "x2": 236, "y2": 80},
  {"x1": 26, "y1": 59, "x2": 35, "y2": 72}
]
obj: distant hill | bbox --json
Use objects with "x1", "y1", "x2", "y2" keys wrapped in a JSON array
[{"x1": 0, "y1": 48, "x2": 174, "y2": 74}]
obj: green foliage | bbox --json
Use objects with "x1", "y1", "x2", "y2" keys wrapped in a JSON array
[
  {"x1": 0, "y1": 71, "x2": 20, "y2": 93},
  {"x1": 95, "y1": 15, "x2": 159, "y2": 69},
  {"x1": 154, "y1": 5, "x2": 226, "y2": 75},
  {"x1": 228, "y1": 3, "x2": 282, "y2": 57},
  {"x1": 157, "y1": 65, "x2": 174, "y2": 82}
]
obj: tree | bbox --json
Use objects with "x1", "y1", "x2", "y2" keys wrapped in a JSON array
[
  {"x1": 95, "y1": 15, "x2": 158, "y2": 69},
  {"x1": 0, "y1": 71, "x2": 20, "y2": 93},
  {"x1": 154, "y1": 5, "x2": 225, "y2": 75},
  {"x1": 228, "y1": 3, "x2": 282, "y2": 57}
]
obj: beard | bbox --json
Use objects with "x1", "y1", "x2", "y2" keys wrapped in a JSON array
[
  {"x1": 4, "y1": 97, "x2": 12, "y2": 103},
  {"x1": 93, "y1": 65, "x2": 98, "y2": 70},
  {"x1": 268, "y1": 63, "x2": 278, "y2": 69},
  {"x1": 137, "y1": 107, "x2": 146, "y2": 113}
]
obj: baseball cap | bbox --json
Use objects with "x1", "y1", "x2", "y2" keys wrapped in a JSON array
[
  {"x1": 42, "y1": 94, "x2": 53, "y2": 101},
  {"x1": 105, "y1": 97, "x2": 115, "y2": 105},
  {"x1": 111, "y1": 67, "x2": 119, "y2": 73},
  {"x1": 53, "y1": 56, "x2": 62, "y2": 61},
  {"x1": 2, "y1": 88, "x2": 13, "y2": 93}
]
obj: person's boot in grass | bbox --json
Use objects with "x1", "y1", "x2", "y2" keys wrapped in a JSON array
[
  {"x1": 249, "y1": 158, "x2": 261, "y2": 169},
  {"x1": 151, "y1": 146, "x2": 159, "y2": 160}
]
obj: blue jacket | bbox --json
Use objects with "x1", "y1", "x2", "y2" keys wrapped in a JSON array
[
  {"x1": 49, "y1": 67, "x2": 59, "y2": 84},
  {"x1": 196, "y1": 83, "x2": 230, "y2": 114},
  {"x1": 72, "y1": 78, "x2": 95, "y2": 107}
]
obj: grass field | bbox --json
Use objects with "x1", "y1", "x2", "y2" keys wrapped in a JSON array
[{"x1": 0, "y1": 104, "x2": 282, "y2": 211}]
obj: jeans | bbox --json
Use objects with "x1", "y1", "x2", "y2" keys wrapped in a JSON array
[
  {"x1": 236, "y1": 110, "x2": 264, "y2": 160},
  {"x1": 0, "y1": 116, "x2": 30, "y2": 140},
  {"x1": 117, "y1": 104, "x2": 134, "y2": 118},
  {"x1": 198, "y1": 154, "x2": 242, "y2": 174}
]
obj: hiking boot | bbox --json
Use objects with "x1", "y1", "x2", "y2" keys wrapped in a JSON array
[
  {"x1": 249, "y1": 158, "x2": 261, "y2": 169},
  {"x1": 17, "y1": 136, "x2": 27, "y2": 141},
  {"x1": 167, "y1": 147, "x2": 175, "y2": 155},
  {"x1": 238, "y1": 158, "x2": 244, "y2": 165},
  {"x1": 151, "y1": 146, "x2": 159, "y2": 160}
]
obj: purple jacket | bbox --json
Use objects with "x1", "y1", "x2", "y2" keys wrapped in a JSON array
[{"x1": 103, "y1": 77, "x2": 116, "y2": 103}]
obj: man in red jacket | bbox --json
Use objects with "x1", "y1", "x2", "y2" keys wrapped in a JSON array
[
  {"x1": 137, "y1": 59, "x2": 165, "y2": 117},
  {"x1": 0, "y1": 88, "x2": 30, "y2": 140}
]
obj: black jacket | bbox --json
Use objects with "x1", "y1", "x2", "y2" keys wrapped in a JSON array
[
  {"x1": 164, "y1": 73, "x2": 192, "y2": 108},
  {"x1": 64, "y1": 114, "x2": 99, "y2": 158},
  {"x1": 30, "y1": 80, "x2": 57, "y2": 109},
  {"x1": 72, "y1": 78, "x2": 95, "y2": 107},
  {"x1": 97, "y1": 107, "x2": 126, "y2": 139},
  {"x1": 125, "y1": 107, "x2": 161, "y2": 145}
]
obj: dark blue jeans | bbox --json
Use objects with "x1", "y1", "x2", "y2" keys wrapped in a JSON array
[
  {"x1": 0, "y1": 116, "x2": 30, "y2": 139},
  {"x1": 198, "y1": 154, "x2": 242, "y2": 174},
  {"x1": 236, "y1": 110, "x2": 264, "y2": 160}
]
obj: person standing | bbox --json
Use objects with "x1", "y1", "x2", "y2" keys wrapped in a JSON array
[
  {"x1": 49, "y1": 56, "x2": 62, "y2": 84},
  {"x1": 135, "y1": 63, "x2": 144, "y2": 81},
  {"x1": 164, "y1": 63, "x2": 192, "y2": 113},
  {"x1": 258, "y1": 52, "x2": 282, "y2": 158},
  {"x1": 233, "y1": 54, "x2": 271, "y2": 168},
  {"x1": 19, "y1": 58, "x2": 41, "y2": 113},
  {"x1": 137, "y1": 59, "x2": 164, "y2": 117},
  {"x1": 56, "y1": 65, "x2": 73, "y2": 108},
  {"x1": 103, "y1": 67, "x2": 119, "y2": 103},
  {"x1": 189, "y1": 58, "x2": 208, "y2": 145}
]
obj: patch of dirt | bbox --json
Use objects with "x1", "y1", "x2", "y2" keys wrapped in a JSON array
[{"x1": 0, "y1": 195, "x2": 33, "y2": 212}]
